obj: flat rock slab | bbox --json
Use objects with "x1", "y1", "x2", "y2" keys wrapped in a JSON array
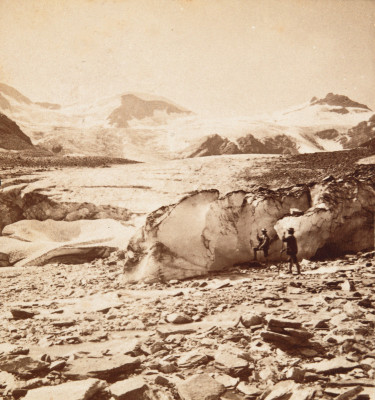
[
  {"x1": 177, "y1": 350, "x2": 210, "y2": 368},
  {"x1": 236, "y1": 382, "x2": 261, "y2": 396},
  {"x1": 0, "y1": 343, "x2": 28, "y2": 355},
  {"x1": 335, "y1": 386, "x2": 363, "y2": 400},
  {"x1": 261, "y1": 380, "x2": 298, "y2": 400},
  {"x1": 177, "y1": 373, "x2": 225, "y2": 400},
  {"x1": 65, "y1": 355, "x2": 140, "y2": 381},
  {"x1": 51, "y1": 320, "x2": 76, "y2": 327},
  {"x1": 302, "y1": 357, "x2": 360, "y2": 374},
  {"x1": 62, "y1": 292, "x2": 123, "y2": 314},
  {"x1": 156, "y1": 326, "x2": 196, "y2": 338},
  {"x1": 23, "y1": 378, "x2": 107, "y2": 400},
  {"x1": 214, "y1": 351, "x2": 249, "y2": 376},
  {"x1": 260, "y1": 331, "x2": 307, "y2": 346},
  {"x1": 212, "y1": 373, "x2": 239, "y2": 388},
  {"x1": 326, "y1": 386, "x2": 375, "y2": 400},
  {"x1": 266, "y1": 317, "x2": 302, "y2": 329},
  {"x1": 109, "y1": 376, "x2": 148, "y2": 400},
  {"x1": 327, "y1": 379, "x2": 375, "y2": 388},
  {"x1": 283, "y1": 328, "x2": 314, "y2": 340},
  {"x1": 0, "y1": 356, "x2": 49, "y2": 377},
  {"x1": 289, "y1": 387, "x2": 317, "y2": 400}
]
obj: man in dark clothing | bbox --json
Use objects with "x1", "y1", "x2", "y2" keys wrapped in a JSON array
[
  {"x1": 282, "y1": 227, "x2": 301, "y2": 274},
  {"x1": 253, "y1": 228, "x2": 270, "y2": 264}
]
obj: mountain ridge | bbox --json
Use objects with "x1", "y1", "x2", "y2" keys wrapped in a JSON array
[{"x1": 0, "y1": 83, "x2": 373, "y2": 160}]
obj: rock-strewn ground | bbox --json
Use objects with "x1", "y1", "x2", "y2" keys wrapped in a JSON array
[
  {"x1": 0, "y1": 251, "x2": 374, "y2": 399},
  {"x1": 0, "y1": 152, "x2": 137, "y2": 180},
  {"x1": 0, "y1": 147, "x2": 375, "y2": 399}
]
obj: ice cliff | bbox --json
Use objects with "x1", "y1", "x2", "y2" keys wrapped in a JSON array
[{"x1": 124, "y1": 178, "x2": 375, "y2": 282}]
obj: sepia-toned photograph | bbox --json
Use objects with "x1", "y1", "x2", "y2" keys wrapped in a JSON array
[{"x1": 0, "y1": 0, "x2": 374, "y2": 398}]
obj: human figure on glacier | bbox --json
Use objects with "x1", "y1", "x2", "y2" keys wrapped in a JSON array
[
  {"x1": 253, "y1": 228, "x2": 270, "y2": 265},
  {"x1": 282, "y1": 227, "x2": 301, "y2": 274}
]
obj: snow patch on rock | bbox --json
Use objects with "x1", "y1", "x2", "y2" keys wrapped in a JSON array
[{"x1": 0, "y1": 219, "x2": 133, "y2": 267}]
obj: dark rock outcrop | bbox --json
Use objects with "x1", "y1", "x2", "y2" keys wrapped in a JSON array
[
  {"x1": 341, "y1": 114, "x2": 375, "y2": 149},
  {"x1": 315, "y1": 129, "x2": 339, "y2": 140},
  {"x1": 238, "y1": 134, "x2": 298, "y2": 155},
  {"x1": 186, "y1": 133, "x2": 298, "y2": 158},
  {"x1": 188, "y1": 134, "x2": 241, "y2": 157},
  {"x1": 0, "y1": 113, "x2": 34, "y2": 150}
]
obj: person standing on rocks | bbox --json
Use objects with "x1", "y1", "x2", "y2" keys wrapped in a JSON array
[
  {"x1": 253, "y1": 228, "x2": 270, "y2": 265},
  {"x1": 282, "y1": 227, "x2": 301, "y2": 274}
]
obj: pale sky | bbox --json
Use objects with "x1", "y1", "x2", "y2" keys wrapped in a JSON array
[{"x1": 1, "y1": 0, "x2": 374, "y2": 117}]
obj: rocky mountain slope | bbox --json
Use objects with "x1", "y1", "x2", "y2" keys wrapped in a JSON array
[
  {"x1": 0, "y1": 113, "x2": 34, "y2": 150},
  {"x1": 341, "y1": 114, "x2": 375, "y2": 149},
  {"x1": 0, "y1": 83, "x2": 373, "y2": 161},
  {"x1": 179, "y1": 93, "x2": 374, "y2": 158},
  {"x1": 184, "y1": 133, "x2": 299, "y2": 157}
]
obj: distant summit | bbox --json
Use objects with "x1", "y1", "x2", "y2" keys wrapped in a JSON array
[
  {"x1": 35, "y1": 102, "x2": 61, "y2": 110},
  {"x1": 108, "y1": 93, "x2": 191, "y2": 127},
  {"x1": 0, "y1": 83, "x2": 32, "y2": 105},
  {"x1": 310, "y1": 93, "x2": 371, "y2": 111},
  {"x1": 0, "y1": 83, "x2": 61, "y2": 110}
]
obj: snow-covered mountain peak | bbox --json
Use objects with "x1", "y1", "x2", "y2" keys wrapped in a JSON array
[
  {"x1": 310, "y1": 92, "x2": 371, "y2": 110},
  {"x1": 0, "y1": 83, "x2": 374, "y2": 160}
]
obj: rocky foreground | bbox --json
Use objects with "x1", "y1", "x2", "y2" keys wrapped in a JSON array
[{"x1": 0, "y1": 251, "x2": 375, "y2": 400}]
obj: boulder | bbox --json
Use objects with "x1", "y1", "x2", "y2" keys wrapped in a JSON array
[
  {"x1": 166, "y1": 313, "x2": 192, "y2": 324},
  {"x1": 10, "y1": 308, "x2": 36, "y2": 320},
  {"x1": 237, "y1": 313, "x2": 264, "y2": 328}
]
